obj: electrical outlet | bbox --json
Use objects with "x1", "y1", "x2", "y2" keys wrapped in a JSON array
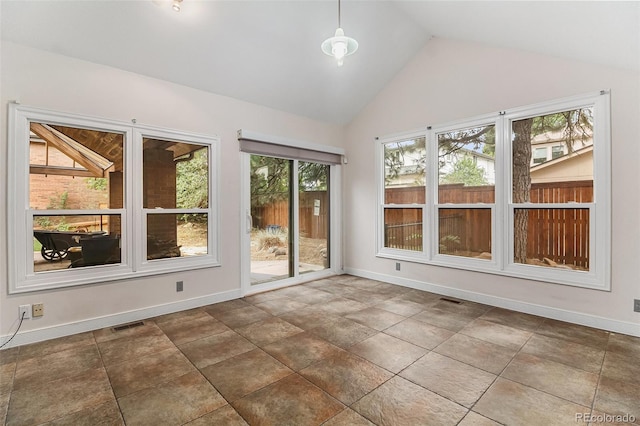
[
  {"x1": 176, "y1": 281, "x2": 183, "y2": 292},
  {"x1": 395, "y1": 262, "x2": 401, "y2": 271},
  {"x1": 32, "y1": 303, "x2": 44, "y2": 317},
  {"x1": 19, "y1": 304, "x2": 31, "y2": 320},
  {"x1": 634, "y1": 299, "x2": 640, "y2": 313}
]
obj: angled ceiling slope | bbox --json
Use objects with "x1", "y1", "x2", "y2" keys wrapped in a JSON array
[{"x1": 1, "y1": 1, "x2": 638, "y2": 125}]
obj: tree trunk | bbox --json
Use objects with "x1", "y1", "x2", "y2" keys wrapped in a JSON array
[{"x1": 512, "y1": 119, "x2": 533, "y2": 263}]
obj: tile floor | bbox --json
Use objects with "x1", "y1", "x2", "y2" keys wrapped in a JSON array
[{"x1": 1, "y1": 275, "x2": 639, "y2": 425}]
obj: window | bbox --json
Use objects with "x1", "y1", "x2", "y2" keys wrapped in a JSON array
[
  {"x1": 376, "y1": 91, "x2": 610, "y2": 290},
  {"x1": 380, "y1": 136, "x2": 426, "y2": 254},
  {"x1": 436, "y1": 122, "x2": 496, "y2": 261},
  {"x1": 8, "y1": 105, "x2": 219, "y2": 292}
]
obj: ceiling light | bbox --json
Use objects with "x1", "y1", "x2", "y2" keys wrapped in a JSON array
[
  {"x1": 172, "y1": 0, "x2": 182, "y2": 12},
  {"x1": 321, "y1": 0, "x2": 358, "y2": 67}
]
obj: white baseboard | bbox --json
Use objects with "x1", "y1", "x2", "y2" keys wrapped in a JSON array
[
  {"x1": 0, "y1": 289, "x2": 242, "y2": 349},
  {"x1": 346, "y1": 267, "x2": 640, "y2": 338}
]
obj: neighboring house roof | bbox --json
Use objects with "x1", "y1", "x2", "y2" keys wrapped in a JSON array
[{"x1": 530, "y1": 145, "x2": 593, "y2": 182}]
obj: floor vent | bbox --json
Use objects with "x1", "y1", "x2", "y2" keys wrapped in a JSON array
[
  {"x1": 112, "y1": 321, "x2": 145, "y2": 332},
  {"x1": 439, "y1": 297, "x2": 462, "y2": 304}
]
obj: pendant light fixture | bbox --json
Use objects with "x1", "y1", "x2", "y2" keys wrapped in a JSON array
[{"x1": 321, "y1": 0, "x2": 358, "y2": 67}]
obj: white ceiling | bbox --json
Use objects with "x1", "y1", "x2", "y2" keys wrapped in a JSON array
[{"x1": 2, "y1": 1, "x2": 638, "y2": 124}]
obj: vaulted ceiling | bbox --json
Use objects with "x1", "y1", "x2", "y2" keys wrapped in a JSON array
[{"x1": 2, "y1": 1, "x2": 638, "y2": 125}]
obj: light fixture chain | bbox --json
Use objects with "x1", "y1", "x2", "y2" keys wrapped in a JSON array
[{"x1": 338, "y1": 0, "x2": 341, "y2": 28}]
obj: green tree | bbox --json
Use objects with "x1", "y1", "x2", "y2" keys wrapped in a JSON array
[
  {"x1": 440, "y1": 156, "x2": 488, "y2": 186},
  {"x1": 250, "y1": 155, "x2": 290, "y2": 207},
  {"x1": 176, "y1": 148, "x2": 208, "y2": 222}
]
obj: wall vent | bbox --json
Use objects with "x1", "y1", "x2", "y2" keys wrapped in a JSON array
[{"x1": 112, "y1": 321, "x2": 145, "y2": 332}]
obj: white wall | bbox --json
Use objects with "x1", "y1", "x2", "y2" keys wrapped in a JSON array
[
  {"x1": 344, "y1": 38, "x2": 640, "y2": 335},
  {"x1": 0, "y1": 41, "x2": 344, "y2": 345}
]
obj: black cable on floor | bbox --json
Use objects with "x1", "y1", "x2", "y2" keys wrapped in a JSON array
[{"x1": 0, "y1": 312, "x2": 26, "y2": 349}]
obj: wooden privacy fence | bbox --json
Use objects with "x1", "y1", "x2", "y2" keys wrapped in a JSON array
[
  {"x1": 251, "y1": 191, "x2": 328, "y2": 239},
  {"x1": 384, "y1": 180, "x2": 593, "y2": 268}
]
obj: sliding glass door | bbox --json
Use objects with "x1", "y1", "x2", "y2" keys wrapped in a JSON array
[
  {"x1": 249, "y1": 155, "x2": 293, "y2": 284},
  {"x1": 298, "y1": 161, "x2": 330, "y2": 275},
  {"x1": 244, "y1": 154, "x2": 332, "y2": 290}
]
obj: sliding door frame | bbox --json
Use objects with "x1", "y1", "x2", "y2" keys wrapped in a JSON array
[{"x1": 239, "y1": 138, "x2": 343, "y2": 296}]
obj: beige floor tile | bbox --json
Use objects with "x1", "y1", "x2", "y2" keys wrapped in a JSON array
[
  {"x1": 118, "y1": 372, "x2": 226, "y2": 426},
  {"x1": 434, "y1": 333, "x2": 516, "y2": 374},
  {"x1": 461, "y1": 319, "x2": 532, "y2": 350},
  {"x1": 0, "y1": 392, "x2": 9, "y2": 426},
  {"x1": 313, "y1": 297, "x2": 370, "y2": 316},
  {"x1": 211, "y1": 305, "x2": 272, "y2": 328},
  {"x1": 232, "y1": 374, "x2": 344, "y2": 426},
  {"x1": 345, "y1": 307, "x2": 406, "y2": 331},
  {"x1": 400, "y1": 352, "x2": 496, "y2": 408},
  {"x1": 323, "y1": 408, "x2": 375, "y2": 425},
  {"x1": 254, "y1": 297, "x2": 309, "y2": 315},
  {"x1": 594, "y1": 376, "x2": 640, "y2": 419},
  {"x1": 43, "y1": 399, "x2": 124, "y2": 426},
  {"x1": 352, "y1": 376, "x2": 467, "y2": 425},
  {"x1": 458, "y1": 411, "x2": 502, "y2": 425},
  {"x1": 179, "y1": 330, "x2": 256, "y2": 369},
  {"x1": 97, "y1": 331, "x2": 175, "y2": 367},
  {"x1": 384, "y1": 318, "x2": 454, "y2": 349},
  {"x1": 281, "y1": 287, "x2": 336, "y2": 305},
  {"x1": 308, "y1": 317, "x2": 378, "y2": 348},
  {"x1": 300, "y1": 350, "x2": 393, "y2": 405},
  {"x1": 17, "y1": 332, "x2": 95, "y2": 360},
  {"x1": 236, "y1": 317, "x2": 303, "y2": 346},
  {"x1": 243, "y1": 291, "x2": 289, "y2": 305},
  {"x1": 432, "y1": 298, "x2": 492, "y2": 316},
  {"x1": 342, "y1": 289, "x2": 398, "y2": 305},
  {"x1": 536, "y1": 319, "x2": 610, "y2": 349},
  {"x1": 106, "y1": 347, "x2": 195, "y2": 397},
  {"x1": 185, "y1": 405, "x2": 248, "y2": 425},
  {"x1": 395, "y1": 288, "x2": 442, "y2": 305},
  {"x1": 156, "y1": 314, "x2": 230, "y2": 345},
  {"x1": 411, "y1": 306, "x2": 480, "y2": 332},
  {"x1": 152, "y1": 308, "x2": 208, "y2": 325},
  {"x1": 93, "y1": 321, "x2": 163, "y2": 344},
  {"x1": 601, "y1": 351, "x2": 640, "y2": 385},
  {"x1": 0, "y1": 362, "x2": 15, "y2": 396},
  {"x1": 262, "y1": 331, "x2": 343, "y2": 371},
  {"x1": 521, "y1": 333, "x2": 605, "y2": 373},
  {"x1": 201, "y1": 349, "x2": 292, "y2": 401},
  {"x1": 373, "y1": 298, "x2": 426, "y2": 316},
  {"x1": 277, "y1": 309, "x2": 342, "y2": 330},
  {"x1": 606, "y1": 333, "x2": 640, "y2": 358},
  {"x1": 203, "y1": 298, "x2": 251, "y2": 315},
  {"x1": 502, "y1": 352, "x2": 599, "y2": 406},
  {"x1": 479, "y1": 307, "x2": 545, "y2": 332},
  {"x1": 0, "y1": 348, "x2": 19, "y2": 366},
  {"x1": 349, "y1": 333, "x2": 427, "y2": 373},
  {"x1": 317, "y1": 283, "x2": 359, "y2": 298},
  {"x1": 474, "y1": 378, "x2": 588, "y2": 426},
  {"x1": 13, "y1": 343, "x2": 102, "y2": 391},
  {"x1": 6, "y1": 368, "x2": 114, "y2": 426},
  {"x1": 372, "y1": 281, "x2": 413, "y2": 296}
]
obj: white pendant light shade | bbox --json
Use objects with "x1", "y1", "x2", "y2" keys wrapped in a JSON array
[
  {"x1": 321, "y1": 0, "x2": 358, "y2": 67},
  {"x1": 321, "y1": 28, "x2": 358, "y2": 67}
]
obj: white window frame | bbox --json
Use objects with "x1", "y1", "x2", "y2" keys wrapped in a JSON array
[
  {"x1": 429, "y1": 115, "x2": 502, "y2": 273},
  {"x1": 376, "y1": 130, "x2": 428, "y2": 261},
  {"x1": 8, "y1": 104, "x2": 220, "y2": 293},
  {"x1": 376, "y1": 91, "x2": 611, "y2": 290}
]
